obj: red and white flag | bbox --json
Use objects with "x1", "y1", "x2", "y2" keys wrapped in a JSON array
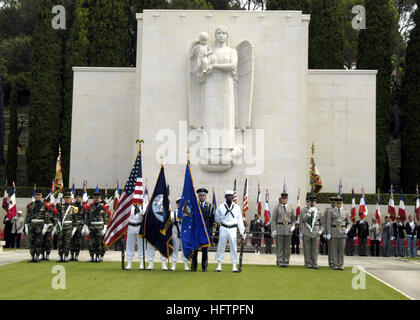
[
  {"x1": 264, "y1": 191, "x2": 271, "y2": 226},
  {"x1": 388, "y1": 186, "x2": 396, "y2": 221},
  {"x1": 104, "y1": 147, "x2": 143, "y2": 247},
  {"x1": 114, "y1": 181, "x2": 120, "y2": 211},
  {"x1": 358, "y1": 188, "x2": 368, "y2": 219},
  {"x1": 296, "y1": 189, "x2": 301, "y2": 219},
  {"x1": 375, "y1": 193, "x2": 381, "y2": 225},
  {"x1": 416, "y1": 185, "x2": 420, "y2": 222},
  {"x1": 233, "y1": 179, "x2": 238, "y2": 203},
  {"x1": 49, "y1": 181, "x2": 55, "y2": 205},
  {"x1": 398, "y1": 191, "x2": 406, "y2": 223},
  {"x1": 82, "y1": 180, "x2": 88, "y2": 204},
  {"x1": 351, "y1": 188, "x2": 357, "y2": 223},
  {"x1": 242, "y1": 177, "x2": 248, "y2": 219},
  {"x1": 2, "y1": 185, "x2": 8, "y2": 212},
  {"x1": 256, "y1": 183, "x2": 262, "y2": 217},
  {"x1": 7, "y1": 182, "x2": 17, "y2": 220}
]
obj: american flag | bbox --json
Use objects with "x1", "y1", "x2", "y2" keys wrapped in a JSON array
[
  {"x1": 104, "y1": 148, "x2": 143, "y2": 247},
  {"x1": 242, "y1": 177, "x2": 248, "y2": 218},
  {"x1": 233, "y1": 179, "x2": 237, "y2": 203}
]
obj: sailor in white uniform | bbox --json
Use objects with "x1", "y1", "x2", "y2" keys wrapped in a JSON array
[
  {"x1": 215, "y1": 190, "x2": 246, "y2": 272},
  {"x1": 170, "y1": 198, "x2": 189, "y2": 271},
  {"x1": 125, "y1": 204, "x2": 145, "y2": 270}
]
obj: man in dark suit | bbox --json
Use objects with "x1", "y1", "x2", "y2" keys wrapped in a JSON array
[
  {"x1": 356, "y1": 215, "x2": 369, "y2": 256},
  {"x1": 191, "y1": 188, "x2": 214, "y2": 272},
  {"x1": 250, "y1": 214, "x2": 263, "y2": 252}
]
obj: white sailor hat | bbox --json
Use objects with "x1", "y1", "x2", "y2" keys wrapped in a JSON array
[{"x1": 224, "y1": 190, "x2": 234, "y2": 196}]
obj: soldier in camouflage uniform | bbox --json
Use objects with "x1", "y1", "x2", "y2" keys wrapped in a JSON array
[
  {"x1": 84, "y1": 192, "x2": 109, "y2": 262},
  {"x1": 25, "y1": 190, "x2": 49, "y2": 262},
  {"x1": 41, "y1": 197, "x2": 57, "y2": 260},
  {"x1": 56, "y1": 192, "x2": 76, "y2": 262},
  {"x1": 70, "y1": 191, "x2": 84, "y2": 261}
]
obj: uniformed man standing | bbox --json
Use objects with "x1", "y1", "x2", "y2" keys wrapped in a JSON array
[
  {"x1": 99, "y1": 200, "x2": 111, "y2": 261},
  {"x1": 191, "y1": 188, "x2": 214, "y2": 272},
  {"x1": 301, "y1": 195, "x2": 323, "y2": 269},
  {"x1": 40, "y1": 197, "x2": 57, "y2": 260},
  {"x1": 56, "y1": 192, "x2": 76, "y2": 262},
  {"x1": 25, "y1": 190, "x2": 49, "y2": 262},
  {"x1": 70, "y1": 191, "x2": 84, "y2": 261},
  {"x1": 84, "y1": 192, "x2": 108, "y2": 262},
  {"x1": 326, "y1": 197, "x2": 351, "y2": 270},
  {"x1": 170, "y1": 198, "x2": 189, "y2": 271},
  {"x1": 271, "y1": 192, "x2": 296, "y2": 267},
  {"x1": 322, "y1": 197, "x2": 336, "y2": 267},
  {"x1": 215, "y1": 191, "x2": 246, "y2": 272},
  {"x1": 126, "y1": 203, "x2": 145, "y2": 270},
  {"x1": 355, "y1": 214, "x2": 369, "y2": 256}
]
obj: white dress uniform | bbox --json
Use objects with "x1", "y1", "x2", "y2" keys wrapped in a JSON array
[
  {"x1": 170, "y1": 211, "x2": 189, "y2": 270},
  {"x1": 215, "y1": 199, "x2": 245, "y2": 271},
  {"x1": 125, "y1": 205, "x2": 145, "y2": 269}
]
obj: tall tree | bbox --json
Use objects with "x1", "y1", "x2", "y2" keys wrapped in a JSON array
[
  {"x1": 6, "y1": 80, "x2": 18, "y2": 182},
  {"x1": 0, "y1": 64, "x2": 4, "y2": 166},
  {"x1": 266, "y1": 0, "x2": 309, "y2": 12},
  {"x1": 358, "y1": 0, "x2": 397, "y2": 190},
  {"x1": 27, "y1": 0, "x2": 63, "y2": 186},
  {"x1": 308, "y1": 0, "x2": 345, "y2": 69},
  {"x1": 89, "y1": 0, "x2": 131, "y2": 67},
  {"x1": 401, "y1": 1, "x2": 420, "y2": 191},
  {"x1": 61, "y1": 0, "x2": 90, "y2": 187},
  {"x1": 167, "y1": 0, "x2": 213, "y2": 9}
]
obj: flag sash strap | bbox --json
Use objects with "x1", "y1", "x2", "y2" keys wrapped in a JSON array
[
  {"x1": 60, "y1": 205, "x2": 72, "y2": 231},
  {"x1": 306, "y1": 209, "x2": 317, "y2": 233}
]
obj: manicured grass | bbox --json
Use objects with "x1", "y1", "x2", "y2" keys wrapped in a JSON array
[{"x1": 0, "y1": 261, "x2": 408, "y2": 300}]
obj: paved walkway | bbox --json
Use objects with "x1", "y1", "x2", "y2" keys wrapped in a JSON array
[{"x1": 1, "y1": 249, "x2": 419, "y2": 299}]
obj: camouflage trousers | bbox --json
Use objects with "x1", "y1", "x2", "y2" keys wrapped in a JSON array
[
  {"x1": 41, "y1": 231, "x2": 53, "y2": 255},
  {"x1": 71, "y1": 226, "x2": 83, "y2": 255},
  {"x1": 88, "y1": 226, "x2": 103, "y2": 256},
  {"x1": 29, "y1": 222, "x2": 43, "y2": 256},
  {"x1": 57, "y1": 227, "x2": 72, "y2": 256}
]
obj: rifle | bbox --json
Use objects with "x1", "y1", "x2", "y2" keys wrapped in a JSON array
[{"x1": 238, "y1": 237, "x2": 245, "y2": 273}]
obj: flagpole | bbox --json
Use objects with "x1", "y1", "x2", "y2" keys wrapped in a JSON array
[{"x1": 134, "y1": 139, "x2": 147, "y2": 271}]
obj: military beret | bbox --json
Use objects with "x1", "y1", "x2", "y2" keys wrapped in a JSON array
[{"x1": 197, "y1": 188, "x2": 208, "y2": 195}]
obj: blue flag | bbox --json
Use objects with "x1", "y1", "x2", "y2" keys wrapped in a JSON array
[
  {"x1": 143, "y1": 165, "x2": 173, "y2": 258},
  {"x1": 178, "y1": 161, "x2": 210, "y2": 260}
]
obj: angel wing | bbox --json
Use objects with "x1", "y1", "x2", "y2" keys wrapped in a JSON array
[
  {"x1": 187, "y1": 40, "x2": 204, "y2": 129},
  {"x1": 235, "y1": 40, "x2": 254, "y2": 130}
]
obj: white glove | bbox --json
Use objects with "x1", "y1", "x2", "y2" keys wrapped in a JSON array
[
  {"x1": 391, "y1": 236, "x2": 395, "y2": 240},
  {"x1": 272, "y1": 230, "x2": 277, "y2": 237},
  {"x1": 353, "y1": 237, "x2": 357, "y2": 240},
  {"x1": 327, "y1": 234, "x2": 331, "y2": 240},
  {"x1": 379, "y1": 237, "x2": 382, "y2": 242},
  {"x1": 24, "y1": 224, "x2": 29, "y2": 234},
  {"x1": 42, "y1": 224, "x2": 48, "y2": 236},
  {"x1": 343, "y1": 229, "x2": 348, "y2": 234},
  {"x1": 290, "y1": 226, "x2": 295, "y2": 232},
  {"x1": 71, "y1": 227, "x2": 77, "y2": 238},
  {"x1": 242, "y1": 234, "x2": 246, "y2": 240},
  {"x1": 317, "y1": 230, "x2": 322, "y2": 236},
  {"x1": 52, "y1": 225, "x2": 57, "y2": 236},
  {"x1": 299, "y1": 232, "x2": 303, "y2": 238},
  {"x1": 101, "y1": 225, "x2": 107, "y2": 236}
]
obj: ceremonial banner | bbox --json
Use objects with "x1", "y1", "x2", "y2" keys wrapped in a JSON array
[
  {"x1": 351, "y1": 188, "x2": 356, "y2": 223},
  {"x1": 256, "y1": 183, "x2": 262, "y2": 217},
  {"x1": 398, "y1": 191, "x2": 406, "y2": 223},
  {"x1": 143, "y1": 165, "x2": 173, "y2": 258},
  {"x1": 296, "y1": 190, "x2": 301, "y2": 219},
  {"x1": 416, "y1": 186, "x2": 420, "y2": 222},
  {"x1": 375, "y1": 194, "x2": 381, "y2": 225},
  {"x1": 358, "y1": 188, "x2": 368, "y2": 219},
  {"x1": 264, "y1": 191, "x2": 271, "y2": 226},
  {"x1": 178, "y1": 161, "x2": 210, "y2": 260},
  {"x1": 388, "y1": 187, "x2": 396, "y2": 221},
  {"x1": 243, "y1": 178, "x2": 248, "y2": 219},
  {"x1": 53, "y1": 146, "x2": 63, "y2": 197},
  {"x1": 309, "y1": 144, "x2": 323, "y2": 194},
  {"x1": 7, "y1": 182, "x2": 17, "y2": 220}
]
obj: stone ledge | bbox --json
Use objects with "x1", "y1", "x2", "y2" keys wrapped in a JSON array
[
  {"x1": 309, "y1": 69, "x2": 378, "y2": 75},
  {"x1": 72, "y1": 67, "x2": 136, "y2": 73}
]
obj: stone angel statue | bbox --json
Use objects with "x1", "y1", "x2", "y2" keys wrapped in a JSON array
[{"x1": 187, "y1": 27, "x2": 254, "y2": 172}]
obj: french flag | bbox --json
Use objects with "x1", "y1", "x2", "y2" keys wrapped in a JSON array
[
  {"x1": 398, "y1": 191, "x2": 406, "y2": 223},
  {"x1": 375, "y1": 193, "x2": 381, "y2": 225},
  {"x1": 264, "y1": 191, "x2": 270, "y2": 226},
  {"x1": 416, "y1": 185, "x2": 420, "y2": 222},
  {"x1": 2, "y1": 185, "x2": 8, "y2": 212},
  {"x1": 71, "y1": 183, "x2": 75, "y2": 203},
  {"x1": 256, "y1": 183, "x2": 262, "y2": 217},
  {"x1": 8, "y1": 182, "x2": 17, "y2": 220},
  {"x1": 49, "y1": 181, "x2": 55, "y2": 205},
  {"x1": 296, "y1": 189, "x2": 301, "y2": 219},
  {"x1": 388, "y1": 186, "x2": 396, "y2": 221},
  {"x1": 358, "y1": 188, "x2": 368, "y2": 219},
  {"x1": 351, "y1": 188, "x2": 357, "y2": 223}
]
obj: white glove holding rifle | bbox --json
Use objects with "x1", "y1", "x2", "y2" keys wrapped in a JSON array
[{"x1": 71, "y1": 227, "x2": 77, "y2": 238}]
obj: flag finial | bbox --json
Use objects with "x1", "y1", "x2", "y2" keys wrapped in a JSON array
[{"x1": 311, "y1": 143, "x2": 315, "y2": 156}]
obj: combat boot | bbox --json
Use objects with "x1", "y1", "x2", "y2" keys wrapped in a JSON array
[
  {"x1": 40, "y1": 252, "x2": 45, "y2": 260},
  {"x1": 45, "y1": 253, "x2": 50, "y2": 261},
  {"x1": 90, "y1": 255, "x2": 95, "y2": 262},
  {"x1": 74, "y1": 253, "x2": 79, "y2": 262},
  {"x1": 28, "y1": 254, "x2": 36, "y2": 263},
  {"x1": 95, "y1": 254, "x2": 99, "y2": 263},
  {"x1": 57, "y1": 254, "x2": 63, "y2": 263},
  {"x1": 35, "y1": 254, "x2": 40, "y2": 263},
  {"x1": 70, "y1": 253, "x2": 74, "y2": 261},
  {"x1": 64, "y1": 254, "x2": 69, "y2": 263}
]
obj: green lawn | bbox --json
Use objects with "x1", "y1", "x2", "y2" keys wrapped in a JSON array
[{"x1": 0, "y1": 261, "x2": 408, "y2": 300}]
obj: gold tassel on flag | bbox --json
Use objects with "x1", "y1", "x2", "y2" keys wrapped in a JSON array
[
  {"x1": 54, "y1": 145, "x2": 63, "y2": 197},
  {"x1": 309, "y1": 143, "x2": 323, "y2": 195}
]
